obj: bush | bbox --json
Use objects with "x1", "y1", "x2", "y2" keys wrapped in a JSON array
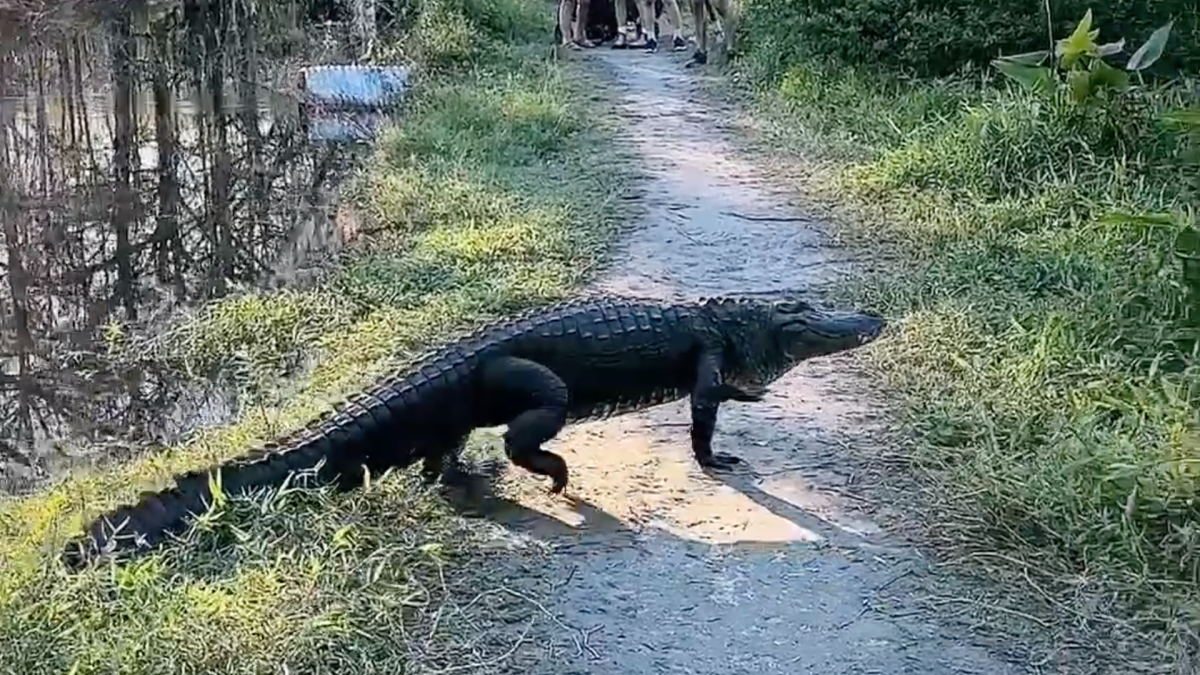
[
  {"x1": 738, "y1": 0, "x2": 1200, "y2": 78},
  {"x1": 733, "y1": 3, "x2": 1200, "y2": 658},
  {"x1": 399, "y1": 0, "x2": 554, "y2": 71},
  {"x1": 0, "y1": 1, "x2": 634, "y2": 672}
]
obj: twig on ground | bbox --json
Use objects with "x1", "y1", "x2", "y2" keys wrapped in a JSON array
[
  {"x1": 426, "y1": 617, "x2": 537, "y2": 675},
  {"x1": 720, "y1": 210, "x2": 805, "y2": 223},
  {"x1": 914, "y1": 594, "x2": 1051, "y2": 628},
  {"x1": 498, "y1": 587, "x2": 604, "y2": 660},
  {"x1": 551, "y1": 563, "x2": 578, "y2": 592},
  {"x1": 448, "y1": 585, "x2": 605, "y2": 661},
  {"x1": 835, "y1": 568, "x2": 914, "y2": 630}
]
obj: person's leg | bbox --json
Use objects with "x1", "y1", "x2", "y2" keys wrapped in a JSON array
[
  {"x1": 554, "y1": 0, "x2": 565, "y2": 44},
  {"x1": 687, "y1": 0, "x2": 732, "y2": 65},
  {"x1": 612, "y1": 0, "x2": 630, "y2": 48},
  {"x1": 627, "y1": 0, "x2": 657, "y2": 50},
  {"x1": 559, "y1": 0, "x2": 595, "y2": 48},
  {"x1": 573, "y1": 0, "x2": 596, "y2": 47},
  {"x1": 558, "y1": 0, "x2": 577, "y2": 46},
  {"x1": 688, "y1": 0, "x2": 708, "y2": 65},
  {"x1": 661, "y1": 0, "x2": 686, "y2": 50},
  {"x1": 712, "y1": 0, "x2": 735, "y2": 55}
]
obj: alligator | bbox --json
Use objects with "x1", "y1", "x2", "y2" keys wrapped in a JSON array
[{"x1": 61, "y1": 292, "x2": 886, "y2": 570}]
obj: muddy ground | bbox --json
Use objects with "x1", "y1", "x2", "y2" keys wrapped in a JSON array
[{"x1": 445, "y1": 49, "x2": 1076, "y2": 674}]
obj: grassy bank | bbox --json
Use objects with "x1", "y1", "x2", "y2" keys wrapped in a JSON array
[
  {"x1": 0, "y1": 0, "x2": 636, "y2": 671},
  {"x1": 733, "y1": 2, "x2": 1200, "y2": 656}
]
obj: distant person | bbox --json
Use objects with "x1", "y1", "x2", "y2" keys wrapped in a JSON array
[
  {"x1": 649, "y1": 0, "x2": 688, "y2": 52},
  {"x1": 612, "y1": 0, "x2": 685, "y2": 52},
  {"x1": 686, "y1": 0, "x2": 732, "y2": 66},
  {"x1": 610, "y1": 0, "x2": 635, "y2": 48},
  {"x1": 558, "y1": 0, "x2": 597, "y2": 49}
]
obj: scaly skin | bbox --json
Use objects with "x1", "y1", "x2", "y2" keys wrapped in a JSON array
[{"x1": 61, "y1": 292, "x2": 886, "y2": 570}]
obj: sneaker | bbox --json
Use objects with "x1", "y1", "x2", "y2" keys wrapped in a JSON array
[
  {"x1": 644, "y1": 36, "x2": 658, "y2": 53},
  {"x1": 673, "y1": 35, "x2": 687, "y2": 51}
]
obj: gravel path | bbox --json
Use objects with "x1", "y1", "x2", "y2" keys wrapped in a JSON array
[{"x1": 474, "y1": 48, "x2": 1036, "y2": 675}]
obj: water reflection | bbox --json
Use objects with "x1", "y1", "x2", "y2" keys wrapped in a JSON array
[{"x1": 0, "y1": 2, "x2": 387, "y2": 491}]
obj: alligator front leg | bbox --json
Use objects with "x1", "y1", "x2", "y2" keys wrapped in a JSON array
[
  {"x1": 419, "y1": 433, "x2": 471, "y2": 487},
  {"x1": 691, "y1": 349, "x2": 746, "y2": 470},
  {"x1": 478, "y1": 356, "x2": 572, "y2": 494}
]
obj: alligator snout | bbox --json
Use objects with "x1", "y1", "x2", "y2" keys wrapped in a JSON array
[{"x1": 857, "y1": 312, "x2": 887, "y2": 343}]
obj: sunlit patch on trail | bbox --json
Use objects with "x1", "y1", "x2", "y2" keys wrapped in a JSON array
[{"x1": 490, "y1": 415, "x2": 872, "y2": 546}]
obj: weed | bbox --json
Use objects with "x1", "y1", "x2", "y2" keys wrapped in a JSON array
[
  {"x1": 736, "y1": 3, "x2": 1200, "y2": 665},
  {"x1": 0, "y1": 7, "x2": 637, "y2": 673}
]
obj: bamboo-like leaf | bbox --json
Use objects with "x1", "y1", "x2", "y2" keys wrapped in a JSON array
[
  {"x1": 1127, "y1": 20, "x2": 1174, "y2": 71},
  {"x1": 1090, "y1": 58, "x2": 1130, "y2": 91},
  {"x1": 1099, "y1": 210, "x2": 1182, "y2": 230},
  {"x1": 1095, "y1": 39, "x2": 1125, "y2": 57},
  {"x1": 1161, "y1": 109, "x2": 1200, "y2": 130},
  {"x1": 996, "y1": 50, "x2": 1051, "y2": 66}
]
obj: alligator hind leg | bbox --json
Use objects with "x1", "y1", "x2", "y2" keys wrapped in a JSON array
[{"x1": 477, "y1": 356, "x2": 571, "y2": 494}]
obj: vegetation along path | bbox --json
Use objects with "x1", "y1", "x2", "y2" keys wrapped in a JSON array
[
  {"x1": 481, "y1": 48, "x2": 1028, "y2": 674},
  {"x1": 6, "y1": 1, "x2": 1194, "y2": 672}
]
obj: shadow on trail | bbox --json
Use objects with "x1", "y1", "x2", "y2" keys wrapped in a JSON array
[
  {"x1": 456, "y1": 445, "x2": 1028, "y2": 675},
  {"x1": 471, "y1": 489, "x2": 649, "y2": 556},
  {"x1": 417, "y1": 44, "x2": 1054, "y2": 675}
]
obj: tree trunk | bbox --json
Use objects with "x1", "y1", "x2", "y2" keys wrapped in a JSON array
[
  {"x1": 111, "y1": 10, "x2": 138, "y2": 320},
  {"x1": 0, "y1": 53, "x2": 37, "y2": 457},
  {"x1": 151, "y1": 16, "x2": 186, "y2": 296}
]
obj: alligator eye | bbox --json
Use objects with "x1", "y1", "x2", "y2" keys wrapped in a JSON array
[{"x1": 774, "y1": 299, "x2": 811, "y2": 313}]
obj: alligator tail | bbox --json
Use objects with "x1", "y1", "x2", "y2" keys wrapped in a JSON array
[{"x1": 61, "y1": 390, "x2": 396, "y2": 571}]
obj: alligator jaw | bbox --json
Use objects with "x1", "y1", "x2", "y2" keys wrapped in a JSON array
[{"x1": 778, "y1": 306, "x2": 887, "y2": 361}]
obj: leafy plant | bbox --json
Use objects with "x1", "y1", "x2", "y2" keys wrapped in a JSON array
[
  {"x1": 1117, "y1": 107, "x2": 1200, "y2": 293},
  {"x1": 1164, "y1": 107, "x2": 1200, "y2": 184},
  {"x1": 991, "y1": 10, "x2": 1174, "y2": 103}
]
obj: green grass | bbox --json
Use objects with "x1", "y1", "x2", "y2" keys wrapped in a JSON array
[
  {"x1": 731, "y1": 39, "x2": 1200, "y2": 660},
  {"x1": 0, "y1": 1, "x2": 638, "y2": 670}
]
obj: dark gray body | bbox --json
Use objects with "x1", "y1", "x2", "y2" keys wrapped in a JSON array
[
  {"x1": 62, "y1": 294, "x2": 885, "y2": 569},
  {"x1": 410, "y1": 299, "x2": 717, "y2": 427}
]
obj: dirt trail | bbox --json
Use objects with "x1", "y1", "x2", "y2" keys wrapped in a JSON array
[{"x1": 482, "y1": 50, "x2": 1034, "y2": 674}]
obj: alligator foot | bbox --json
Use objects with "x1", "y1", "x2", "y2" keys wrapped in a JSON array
[
  {"x1": 434, "y1": 458, "x2": 497, "y2": 516},
  {"x1": 715, "y1": 383, "x2": 766, "y2": 403},
  {"x1": 419, "y1": 436, "x2": 473, "y2": 489},
  {"x1": 439, "y1": 460, "x2": 476, "y2": 488},
  {"x1": 542, "y1": 454, "x2": 568, "y2": 492},
  {"x1": 698, "y1": 452, "x2": 745, "y2": 471}
]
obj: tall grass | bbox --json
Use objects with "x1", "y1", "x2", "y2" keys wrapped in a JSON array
[
  {"x1": 734, "y1": 0, "x2": 1200, "y2": 660},
  {"x1": 0, "y1": 0, "x2": 638, "y2": 671}
]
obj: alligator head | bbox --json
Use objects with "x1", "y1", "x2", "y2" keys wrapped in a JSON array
[
  {"x1": 711, "y1": 293, "x2": 887, "y2": 387},
  {"x1": 770, "y1": 297, "x2": 886, "y2": 361}
]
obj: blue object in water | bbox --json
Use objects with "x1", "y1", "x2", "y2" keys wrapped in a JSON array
[
  {"x1": 299, "y1": 64, "x2": 412, "y2": 144},
  {"x1": 306, "y1": 111, "x2": 388, "y2": 143},
  {"x1": 301, "y1": 64, "x2": 412, "y2": 110}
]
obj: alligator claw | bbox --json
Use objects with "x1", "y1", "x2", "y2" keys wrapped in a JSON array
[
  {"x1": 699, "y1": 452, "x2": 745, "y2": 471},
  {"x1": 716, "y1": 384, "x2": 767, "y2": 403}
]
